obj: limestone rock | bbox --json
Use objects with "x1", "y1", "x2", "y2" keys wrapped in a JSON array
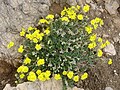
[
  {"x1": 104, "y1": 43, "x2": 116, "y2": 56},
  {"x1": 0, "y1": 0, "x2": 50, "y2": 66},
  {"x1": 66, "y1": 0, "x2": 77, "y2": 6},
  {"x1": 3, "y1": 78, "x2": 63, "y2": 90},
  {"x1": 105, "y1": 0, "x2": 119, "y2": 15},
  {"x1": 105, "y1": 87, "x2": 113, "y2": 90}
]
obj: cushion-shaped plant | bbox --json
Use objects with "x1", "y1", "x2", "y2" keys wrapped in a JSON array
[{"x1": 8, "y1": 4, "x2": 111, "y2": 90}]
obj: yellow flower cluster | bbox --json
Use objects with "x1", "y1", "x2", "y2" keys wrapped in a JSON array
[
  {"x1": 38, "y1": 14, "x2": 54, "y2": 25},
  {"x1": 88, "y1": 42, "x2": 96, "y2": 49},
  {"x1": 35, "y1": 44, "x2": 42, "y2": 51},
  {"x1": 77, "y1": 14, "x2": 83, "y2": 20},
  {"x1": 20, "y1": 28, "x2": 26, "y2": 36},
  {"x1": 18, "y1": 45, "x2": 24, "y2": 53},
  {"x1": 108, "y1": 59, "x2": 112, "y2": 65},
  {"x1": 67, "y1": 71, "x2": 74, "y2": 79},
  {"x1": 37, "y1": 59, "x2": 45, "y2": 66},
  {"x1": 27, "y1": 71, "x2": 37, "y2": 81},
  {"x1": 73, "y1": 75, "x2": 79, "y2": 82},
  {"x1": 38, "y1": 70, "x2": 51, "y2": 81},
  {"x1": 89, "y1": 34, "x2": 96, "y2": 41},
  {"x1": 7, "y1": 41, "x2": 14, "y2": 49},
  {"x1": 63, "y1": 71, "x2": 79, "y2": 82},
  {"x1": 46, "y1": 14, "x2": 54, "y2": 20},
  {"x1": 54, "y1": 74, "x2": 61, "y2": 80},
  {"x1": 19, "y1": 73, "x2": 25, "y2": 79},
  {"x1": 23, "y1": 57, "x2": 31, "y2": 64},
  {"x1": 26, "y1": 29, "x2": 44, "y2": 42},
  {"x1": 83, "y1": 4, "x2": 90, "y2": 12},
  {"x1": 81, "y1": 72, "x2": 88, "y2": 80},
  {"x1": 38, "y1": 19, "x2": 49, "y2": 24},
  {"x1": 97, "y1": 49, "x2": 103, "y2": 57},
  {"x1": 60, "y1": 4, "x2": 90, "y2": 22},
  {"x1": 85, "y1": 26, "x2": 93, "y2": 34},
  {"x1": 44, "y1": 28, "x2": 50, "y2": 35},
  {"x1": 100, "y1": 40, "x2": 110, "y2": 49},
  {"x1": 90, "y1": 17, "x2": 104, "y2": 29},
  {"x1": 61, "y1": 17, "x2": 69, "y2": 22},
  {"x1": 62, "y1": 71, "x2": 67, "y2": 75},
  {"x1": 17, "y1": 65, "x2": 29, "y2": 73}
]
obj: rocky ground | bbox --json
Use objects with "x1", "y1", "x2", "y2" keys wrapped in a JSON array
[{"x1": 0, "y1": 0, "x2": 120, "y2": 90}]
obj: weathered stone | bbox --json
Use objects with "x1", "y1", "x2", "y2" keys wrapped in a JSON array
[
  {"x1": 105, "y1": 87, "x2": 113, "y2": 90},
  {"x1": 105, "y1": 0, "x2": 119, "y2": 15},
  {"x1": 67, "y1": 86, "x2": 84, "y2": 90},
  {"x1": 113, "y1": 36, "x2": 120, "y2": 43},
  {"x1": 104, "y1": 43, "x2": 116, "y2": 56},
  {"x1": 66, "y1": 0, "x2": 77, "y2": 6},
  {"x1": 0, "y1": 0, "x2": 50, "y2": 66},
  {"x1": 3, "y1": 78, "x2": 63, "y2": 90}
]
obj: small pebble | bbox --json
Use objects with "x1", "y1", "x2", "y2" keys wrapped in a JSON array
[{"x1": 105, "y1": 87, "x2": 113, "y2": 90}]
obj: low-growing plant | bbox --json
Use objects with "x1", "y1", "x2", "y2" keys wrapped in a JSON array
[{"x1": 7, "y1": 4, "x2": 112, "y2": 90}]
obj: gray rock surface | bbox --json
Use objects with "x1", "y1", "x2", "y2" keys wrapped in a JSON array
[
  {"x1": 104, "y1": 43, "x2": 116, "y2": 56},
  {"x1": 3, "y1": 79, "x2": 63, "y2": 90},
  {"x1": 105, "y1": 0, "x2": 119, "y2": 15},
  {"x1": 3, "y1": 78, "x2": 83, "y2": 90},
  {"x1": 66, "y1": 0, "x2": 77, "y2": 6},
  {"x1": 0, "y1": 0, "x2": 50, "y2": 66}
]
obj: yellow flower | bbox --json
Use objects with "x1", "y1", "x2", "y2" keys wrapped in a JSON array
[
  {"x1": 62, "y1": 71, "x2": 67, "y2": 75},
  {"x1": 28, "y1": 26, "x2": 34, "y2": 31},
  {"x1": 37, "y1": 59, "x2": 45, "y2": 66},
  {"x1": 68, "y1": 13, "x2": 76, "y2": 20},
  {"x1": 88, "y1": 42, "x2": 96, "y2": 49},
  {"x1": 26, "y1": 34, "x2": 33, "y2": 40},
  {"x1": 17, "y1": 65, "x2": 29, "y2": 73},
  {"x1": 97, "y1": 49, "x2": 103, "y2": 57},
  {"x1": 7, "y1": 41, "x2": 14, "y2": 49},
  {"x1": 35, "y1": 44, "x2": 42, "y2": 51},
  {"x1": 89, "y1": 34, "x2": 96, "y2": 41},
  {"x1": 33, "y1": 38, "x2": 38, "y2": 43},
  {"x1": 38, "y1": 73, "x2": 46, "y2": 81},
  {"x1": 36, "y1": 70, "x2": 41, "y2": 75},
  {"x1": 105, "y1": 40, "x2": 110, "y2": 46},
  {"x1": 61, "y1": 10, "x2": 66, "y2": 17},
  {"x1": 85, "y1": 26, "x2": 93, "y2": 34},
  {"x1": 54, "y1": 74, "x2": 61, "y2": 80},
  {"x1": 95, "y1": 17, "x2": 101, "y2": 23},
  {"x1": 98, "y1": 37, "x2": 102, "y2": 43},
  {"x1": 93, "y1": 24, "x2": 98, "y2": 29},
  {"x1": 99, "y1": 19, "x2": 104, "y2": 26},
  {"x1": 23, "y1": 57, "x2": 31, "y2": 64},
  {"x1": 45, "y1": 70, "x2": 51, "y2": 76},
  {"x1": 44, "y1": 28, "x2": 50, "y2": 35},
  {"x1": 73, "y1": 75, "x2": 79, "y2": 82},
  {"x1": 100, "y1": 43, "x2": 106, "y2": 49},
  {"x1": 19, "y1": 74, "x2": 25, "y2": 79},
  {"x1": 38, "y1": 19, "x2": 49, "y2": 24},
  {"x1": 83, "y1": 4, "x2": 90, "y2": 12},
  {"x1": 61, "y1": 17, "x2": 69, "y2": 22},
  {"x1": 20, "y1": 28, "x2": 26, "y2": 36},
  {"x1": 27, "y1": 71, "x2": 37, "y2": 81},
  {"x1": 108, "y1": 59, "x2": 112, "y2": 65},
  {"x1": 90, "y1": 19, "x2": 96, "y2": 25},
  {"x1": 18, "y1": 45, "x2": 24, "y2": 53},
  {"x1": 46, "y1": 14, "x2": 54, "y2": 20},
  {"x1": 20, "y1": 31, "x2": 25, "y2": 36},
  {"x1": 81, "y1": 72, "x2": 88, "y2": 80},
  {"x1": 67, "y1": 71, "x2": 74, "y2": 79},
  {"x1": 77, "y1": 5, "x2": 80, "y2": 10},
  {"x1": 44, "y1": 70, "x2": 51, "y2": 80},
  {"x1": 77, "y1": 14, "x2": 83, "y2": 20}
]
